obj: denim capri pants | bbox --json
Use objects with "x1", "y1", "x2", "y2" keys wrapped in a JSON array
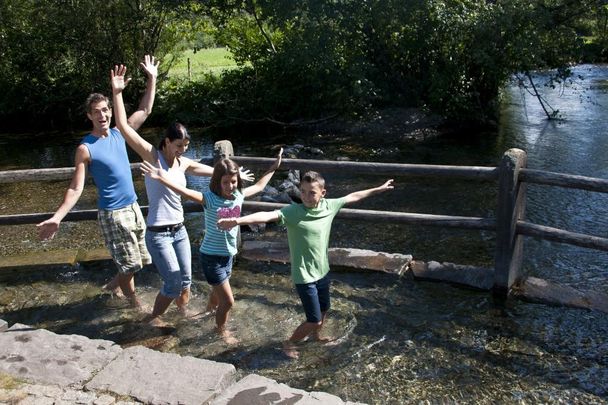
[
  {"x1": 145, "y1": 225, "x2": 191, "y2": 299},
  {"x1": 295, "y1": 274, "x2": 331, "y2": 323},
  {"x1": 200, "y1": 253, "x2": 233, "y2": 286}
]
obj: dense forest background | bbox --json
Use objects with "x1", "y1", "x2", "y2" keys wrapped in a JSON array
[{"x1": 0, "y1": 0, "x2": 607, "y2": 133}]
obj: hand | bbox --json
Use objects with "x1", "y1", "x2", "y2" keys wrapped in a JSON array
[
  {"x1": 111, "y1": 64, "x2": 131, "y2": 93},
  {"x1": 217, "y1": 218, "x2": 238, "y2": 230},
  {"x1": 140, "y1": 159, "x2": 166, "y2": 181},
  {"x1": 269, "y1": 147, "x2": 283, "y2": 171},
  {"x1": 239, "y1": 167, "x2": 255, "y2": 182},
  {"x1": 37, "y1": 219, "x2": 60, "y2": 241},
  {"x1": 379, "y1": 179, "x2": 395, "y2": 191},
  {"x1": 140, "y1": 54, "x2": 159, "y2": 79}
]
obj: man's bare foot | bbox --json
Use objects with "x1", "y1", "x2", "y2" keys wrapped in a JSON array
[
  {"x1": 102, "y1": 281, "x2": 125, "y2": 298},
  {"x1": 282, "y1": 340, "x2": 299, "y2": 359},
  {"x1": 126, "y1": 294, "x2": 149, "y2": 312},
  {"x1": 217, "y1": 327, "x2": 239, "y2": 345}
]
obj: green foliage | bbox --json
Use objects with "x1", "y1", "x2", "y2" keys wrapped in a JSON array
[
  {"x1": 1, "y1": 0, "x2": 605, "y2": 131},
  {"x1": 0, "y1": 0, "x2": 184, "y2": 131}
]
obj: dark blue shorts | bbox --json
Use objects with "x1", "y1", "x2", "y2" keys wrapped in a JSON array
[
  {"x1": 295, "y1": 275, "x2": 331, "y2": 323},
  {"x1": 200, "y1": 253, "x2": 233, "y2": 286}
]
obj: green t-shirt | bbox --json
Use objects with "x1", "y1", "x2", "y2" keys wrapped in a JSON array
[{"x1": 277, "y1": 197, "x2": 346, "y2": 284}]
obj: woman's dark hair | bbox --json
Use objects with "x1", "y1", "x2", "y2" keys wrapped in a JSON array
[
  {"x1": 159, "y1": 122, "x2": 190, "y2": 150},
  {"x1": 209, "y1": 158, "x2": 243, "y2": 196}
]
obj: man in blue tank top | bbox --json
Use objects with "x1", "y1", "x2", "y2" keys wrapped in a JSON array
[{"x1": 37, "y1": 55, "x2": 159, "y2": 309}]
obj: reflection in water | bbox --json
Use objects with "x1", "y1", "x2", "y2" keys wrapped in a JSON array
[{"x1": 1, "y1": 66, "x2": 608, "y2": 403}]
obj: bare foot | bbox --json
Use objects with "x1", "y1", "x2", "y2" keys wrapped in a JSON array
[
  {"x1": 126, "y1": 295, "x2": 149, "y2": 313},
  {"x1": 311, "y1": 335, "x2": 337, "y2": 345},
  {"x1": 282, "y1": 340, "x2": 299, "y2": 359},
  {"x1": 217, "y1": 328, "x2": 239, "y2": 345},
  {"x1": 102, "y1": 281, "x2": 125, "y2": 299},
  {"x1": 142, "y1": 315, "x2": 169, "y2": 328},
  {"x1": 187, "y1": 310, "x2": 214, "y2": 320}
]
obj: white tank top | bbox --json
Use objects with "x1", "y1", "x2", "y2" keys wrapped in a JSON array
[{"x1": 144, "y1": 151, "x2": 187, "y2": 226}]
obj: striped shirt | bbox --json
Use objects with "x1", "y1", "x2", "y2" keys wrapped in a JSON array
[{"x1": 199, "y1": 190, "x2": 244, "y2": 256}]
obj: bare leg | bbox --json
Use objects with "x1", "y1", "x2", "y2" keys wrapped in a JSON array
[
  {"x1": 118, "y1": 272, "x2": 142, "y2": 309},
  {"x1": 213, "y1": 282, "x2": 238, "y2": 345},
  {"x1": 143, "y1": 293, "x2": 173, "y2": 327},
  {"x1": 175, "y1": 288, "x2": 190, "y2": 316},
  {"x1": 283, "y1": 321, "x2": 322, "y2": 359},
  {"x1": 310, "y1": 312, "x2": 333, "y2": 342},
  {"x1": 102, "y1": 274, "x2": 124, "y2": 298},
  {"x1": 206, "y1": 288, "x2": 219, "y2": 313}
]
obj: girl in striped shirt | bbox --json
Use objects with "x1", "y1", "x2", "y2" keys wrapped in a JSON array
[{"x1": 142, "y1": 148, "x2": 282, "y2": 344}]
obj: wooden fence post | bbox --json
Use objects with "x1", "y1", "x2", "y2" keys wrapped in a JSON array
[
  {"x1": 213, "y1": 140, "x2": 234, "y2": 163},
  {"x1": 494, "y1": 148, "x2": 527, "y2": 296}
]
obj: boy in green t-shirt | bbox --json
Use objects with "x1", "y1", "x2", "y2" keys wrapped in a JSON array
[{"x1": 218, "y1": 171, "x2": 394, "y2": 359}]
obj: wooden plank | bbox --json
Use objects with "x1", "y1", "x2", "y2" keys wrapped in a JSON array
[
  {"x1": 517, "y1": 221, "x2": 608, "y2": 252},
  {"x1": 520, "y1": 168, "x2": 608, "y2": 193}
]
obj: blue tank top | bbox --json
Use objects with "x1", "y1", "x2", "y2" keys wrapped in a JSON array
[{"x1": 81, "y1": 128, "x2": 137, "y2": 210}]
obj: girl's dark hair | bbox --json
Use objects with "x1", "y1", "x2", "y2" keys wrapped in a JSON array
[
  {"x1": 159, "y1": 122, "x2": 190, "y2": 150},
  {"x1": 209, "y1": 158, "x2": 243, "y2": 195}
]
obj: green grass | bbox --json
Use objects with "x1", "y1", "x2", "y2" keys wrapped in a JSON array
[{"x1": 167, "y1": 47, "x2": 238, "y2": 79}]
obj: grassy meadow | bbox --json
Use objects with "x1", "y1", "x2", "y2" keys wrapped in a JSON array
[{"x1": 167, "y1": 47, "x2": 238, "y2": 79}]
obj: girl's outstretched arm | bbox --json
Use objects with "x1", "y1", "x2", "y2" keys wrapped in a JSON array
[
  {"x1": 343, "y1": 179, "x2": 395, "y2": 205},
  {"x1": 243, "y1": 147, "x2": 283, "y2": 198},
  {"x1": 141, "y1": 160, "x2": 204, "y2": 204},
  {"x1": 217, "y1": 210, "x2": 280, "y2": 230}
]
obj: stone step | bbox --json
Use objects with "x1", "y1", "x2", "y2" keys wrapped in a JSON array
[{"x1": 0, "y1": 320, "x2": 362, "y2": 405}]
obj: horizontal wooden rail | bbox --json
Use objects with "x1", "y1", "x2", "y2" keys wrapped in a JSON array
[
  {"x1": 519, "y1": 168, "x2": 608, "y2": 193},
  {"x1": 232, "y1": 156, "x2": 498, "y2": 180},
  {"x1": 0, "y1": 201, "x2": 496, "y2": 231},
  {"x1": 0, "y1": 163, "x2": 142, "y2": 184},
  {"x1": 516, "y1": 220, "x2": 608, "y2": 252}
]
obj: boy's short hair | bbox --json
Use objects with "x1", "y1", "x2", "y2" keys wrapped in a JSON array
[
  {"x1": 85, "y1": 93, "x2": 111, "y2": 113},
  {"x1": 301, "y1": 171, "x2": 325, "y2": 188},
  {"x1": 209, "y1": 158, "x2": 243, "y2": 196}
]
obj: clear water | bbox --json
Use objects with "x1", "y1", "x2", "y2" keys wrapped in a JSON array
[{"x1": 1, "y1": 66, "x2": 607, "y2": 403}]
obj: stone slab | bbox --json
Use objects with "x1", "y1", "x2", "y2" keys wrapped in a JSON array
[
  {"x1": 241, "y1": 241, "x2": 412, "y2": 275},
  {"x1": 0, "y1": 323, "x2": 122, "y2": 387},
  {"x1": 86, "y1": 345, "x2": 237, "y2": 405},
  {"x1": 410, "y1": 260, "x2": 493, "y2": 290},
  {"x1": 210, "y1": 374, "x2": 361, "y2": 405},
  {"x1": 514, "y1": 276, "x2": 608, "y2": 313},
  {"x1": 0, "y1": 319, "x2": 8, "y2": 332}
]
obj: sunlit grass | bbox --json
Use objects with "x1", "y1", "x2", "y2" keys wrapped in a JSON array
[{"x1": 167, "y1": 47, "x2": 238, "y2": 79}]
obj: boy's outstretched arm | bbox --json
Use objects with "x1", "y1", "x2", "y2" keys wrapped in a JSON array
[
  {"x1": 243, "y1": 148, "x2": 283, "y2": 198},
  {"x1": 140, "y1": 160, "x2": 204, "y2": 204},
  {"x1": 343, "y1": 179, "x2": 395, "y2": 205},
  {"x1": 217, "y1": 211, "x2": 280, "y2": 230}
]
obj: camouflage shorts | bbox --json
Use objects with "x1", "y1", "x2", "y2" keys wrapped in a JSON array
[{"x1": 98, "y1": 202, "x2": 151, "y2": 274}]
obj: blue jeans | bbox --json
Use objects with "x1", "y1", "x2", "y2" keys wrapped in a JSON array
[
  {"x1": 295, "y1": 275, "x2": 331, "y2": 323},
  {"x1": 145, "y1": 225, "x2": 191, "y2": 299}
]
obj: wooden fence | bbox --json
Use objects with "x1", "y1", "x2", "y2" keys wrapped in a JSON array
[{"x1": 1, "y1": 142, "x2": 608, "y2": 297}]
